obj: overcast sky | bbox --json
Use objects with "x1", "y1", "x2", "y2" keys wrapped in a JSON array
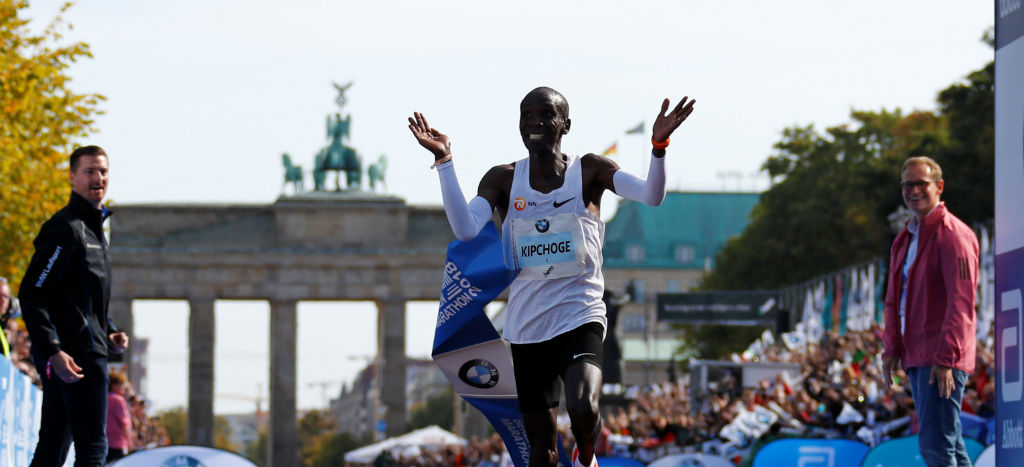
[{"x1": 24, "y1": 1, "x2": 994, "y2": 415}]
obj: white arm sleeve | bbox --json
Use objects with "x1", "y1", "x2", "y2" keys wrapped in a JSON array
[
  {"x1": 437, "y1": 161, "x2": 493, "y2": 241},
  {"x1": 612, "y1": 153, "x2": 666, "y2": 206}
]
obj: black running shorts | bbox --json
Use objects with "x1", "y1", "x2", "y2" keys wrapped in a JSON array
[{"x1": 510, "y1": 321, "x2": 604, "y2": 412}]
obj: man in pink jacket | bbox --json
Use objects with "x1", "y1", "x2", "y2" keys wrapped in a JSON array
[{"x1": 882, "y1": 156, "x2": 978, "y2": 467}]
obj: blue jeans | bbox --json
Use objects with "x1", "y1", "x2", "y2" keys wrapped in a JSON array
[{"x1": 907, "y1": 366, "x2": 971, "y2": 467}]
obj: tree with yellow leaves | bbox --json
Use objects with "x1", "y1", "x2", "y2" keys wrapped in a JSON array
[{"x1": 0, "y1": 0, "x2": 104, "y2": 289}]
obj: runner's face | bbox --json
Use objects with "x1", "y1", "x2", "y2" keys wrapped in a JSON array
[{"x1": 519, "y1": 93, "x2": 569, "y2": 151}]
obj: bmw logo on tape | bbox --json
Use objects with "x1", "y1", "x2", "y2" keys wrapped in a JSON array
[
  {"x1": 535, "y1": 219, "x2": 550, "y2": 233},
  {"x1": 459, "y1": 359, "x2": 499, "y2": 388}
]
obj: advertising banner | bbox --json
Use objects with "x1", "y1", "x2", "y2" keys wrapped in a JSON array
[
  {"x1": 110, "y1": 445, "x2": 258, "y2": 467},
  {"x1": 859, "y1": 435, "x2": 983, "y2": 467},
  {"x1": 657, "y1": 291, "x2": 778, "y2": 325},
  {"x1": 431, "y1": 223, "x2": 572, "y2": 467},
  {"x1": 751, "y1": 438, "x2": 869, "y2": 467},
  {"x1": 974, "y1": 444, "x2": 996, "y2": 467},
  {"x1": 648, "y1": 453, "x2": 734, "y2": 467},
  {"x1": 996, "y1": 1, "x2": 1024, "y2": 465},
  {"x1": 0, "y1": 356, "x2": 42, "y2": 467}
]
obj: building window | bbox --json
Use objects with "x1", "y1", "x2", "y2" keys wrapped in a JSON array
[
  {"x1": 675, "y1": 245, "x2": 696, "y2": 264},
  {"x1": 627, "y1": 280, "x2": 646, "y2": 303},
  {"x1": 624, "y1": 314, "x2": 647, "y2": 332},
  {"x1": 665, "y1": 279, "x2": 680, "y2": 293},
  {"x1": 626, "y1": 245, "x2": 645, "y2": 263}
]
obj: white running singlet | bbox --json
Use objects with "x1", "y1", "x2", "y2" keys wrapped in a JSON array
[{"x1": 501, "y1": 154, "x2": 607, "y2": 344}]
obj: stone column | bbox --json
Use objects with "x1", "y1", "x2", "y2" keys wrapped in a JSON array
[
  {"x1": 376, "y1": 299, "x2": 407, "y2": 437},
  {"x1": 108, "y1": 297, "x2": 133, "y2": 377},
  {"x1": 188, "y1": 297, "x2": 216, "y2": 446},
  {"x1": 268, "y1": 299, "x2": 298, "y2": 467}
]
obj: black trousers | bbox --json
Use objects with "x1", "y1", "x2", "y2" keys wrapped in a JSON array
[
  {"x1": 105, "y1": 447, "x2": 128, "y2": 464},
  {"x1": 30, "y1": 352, "x2": 109, "y2": 467}
]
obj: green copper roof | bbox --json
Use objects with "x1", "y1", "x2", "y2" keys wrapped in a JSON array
[{"x1": 604, "y1": 192, "x2": 760, "y2": 269}]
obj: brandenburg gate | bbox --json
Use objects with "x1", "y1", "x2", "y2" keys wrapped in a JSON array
[{"x1": 108, "y1": 193, "x2": 455, "y2": 467}]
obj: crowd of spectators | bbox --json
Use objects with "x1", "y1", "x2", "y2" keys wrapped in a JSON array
[
  {"x1": 363, "y1": 324, "x2": 995, "y2": 466},
  {"x1": 107, "y1": 370, "x2": 172, "y2": 452},
  {"x1": 367, "y1": 434, "x2": 510, "y2": 467},
  {"x1": 2, "y1": 277, "x2": 40, "y2": 384},
  {"x1": 3, "y1": 317, "x2": 40, "y2": 384},
  {"x1": 588, "y1": 324, "x2": 995, "y2": 463}
]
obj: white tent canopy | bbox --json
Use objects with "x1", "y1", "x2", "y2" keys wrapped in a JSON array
[{"x1": 344, "y1": 425, "x2": 467, "y2": 464}]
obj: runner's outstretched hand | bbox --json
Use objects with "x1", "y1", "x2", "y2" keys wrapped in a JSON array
[
  {"x1": 651, "y1": 97, "x2": 696, "y2": 143},
  {"x1": 408, "y1": 112, "x2": 452, "y2": 161}
]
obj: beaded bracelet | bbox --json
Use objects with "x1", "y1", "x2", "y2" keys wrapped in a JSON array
[{"x1": 430, "y1": 154, "x2": 453, "y2": 170}]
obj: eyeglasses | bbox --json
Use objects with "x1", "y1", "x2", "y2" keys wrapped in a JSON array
[{"x1": 900, "y1": 180, "x2": 934, "y2": 190}]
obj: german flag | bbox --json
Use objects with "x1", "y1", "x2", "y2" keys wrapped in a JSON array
[{"x1": 601, "y1": 142, "x2": 618, "y2": 157}]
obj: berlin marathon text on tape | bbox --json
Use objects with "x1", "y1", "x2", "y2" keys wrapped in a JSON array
[
  {"x1": 501, "y1": 418, "x2": 530, "y2": 467},
  {"x1": 437, "y1": 261, "x2": 482, "y2": 328}
]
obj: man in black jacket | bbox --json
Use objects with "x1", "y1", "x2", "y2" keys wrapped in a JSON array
[{"x1": 20, "y1": 145, "x2": 129, "y2": 467}]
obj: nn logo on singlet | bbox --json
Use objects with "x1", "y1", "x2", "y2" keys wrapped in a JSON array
[{"x1": 513, "y1": 197, "x2": 537, "y2": 211}]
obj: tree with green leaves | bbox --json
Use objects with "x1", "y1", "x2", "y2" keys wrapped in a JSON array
[
  {"x1": 702, "y1": 61, "x2": 992, "y2": 293},
  {"x1": 152, "y1": 407, "x2": 237, "y2": 452},
  {"x1": 0, "y1": 0, "x2": 104, "y2": 288},
  {"x1": 409, "y1": 388, "x2": 455, "y2": 431},
  {"x1": 685, "y1": 58, "x2": 992, "y2": 360},
  {"x1": 244, "y1": 429, "x2": 266, "y2": 466},
  {"x1": 293, "y1": 409, "x2": 368, "y2": 467}
]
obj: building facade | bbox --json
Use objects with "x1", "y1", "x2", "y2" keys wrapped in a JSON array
[{"x1": 602, "y1": 192, "x2": 760, "y2": 385}]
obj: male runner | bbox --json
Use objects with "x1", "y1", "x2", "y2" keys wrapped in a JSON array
[{"x1": 410, "y1": 87, "x2": 694, "y2": 467}]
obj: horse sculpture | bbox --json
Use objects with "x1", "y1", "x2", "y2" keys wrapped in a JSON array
[
  {"x1": 281, "y1": 153, "x2": 304, "y2": 193},
  {"x1": 367, "y1": 155, "x2": 387, "y2": 192},
  {"x1": 313, "y1": 113, "x2": 361, "y2": 191}
]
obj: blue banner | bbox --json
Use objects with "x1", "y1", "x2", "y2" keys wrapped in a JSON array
[
  {"x1": 860, "y1": 435, "x2": 984, "y2": 467},
  {"x1": 432, "y1": 223, "x2": 543, "y2": 466},
  {"x1": 432, "y1": 223, "x2": 517, "y2": 356},
  {"x1": 593, "y1": 457, "x2": 645, "y2": 467},
  {"x1": 463, "y1": 397, "x2": 531, "y2": 467},
  {"x1": 996, "y1": 1, "x2": 1024, "y2": 464},
  {"x1": 752, "y1": 438, "x2": 869, "y2": 467},
  {"x1": 432, "y1": 223, "x2": 575, "y2": 467},
  {"x1": 997, "y1": 247, "x2": 1024, "y2": 460},
  {"x1": 0, "y1": 355, "x2": 42, "y2": 467},
  {"x1": 960, "y1": 412, "x2": 991, "y2": 444}
]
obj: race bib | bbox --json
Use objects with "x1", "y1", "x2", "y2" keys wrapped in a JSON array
[{"x1": 511, "y1": 213, "x2": 586, "y2": 280}]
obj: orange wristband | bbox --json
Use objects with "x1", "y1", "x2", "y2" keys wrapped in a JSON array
[{"x1": 652, "y1": 137, "x2": 670, "y2": 149}]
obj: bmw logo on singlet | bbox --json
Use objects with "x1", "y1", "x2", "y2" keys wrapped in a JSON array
[
  {"x1": 535, "y1": 218, "x2": 550, "y2": 233},
  {"x1": 458, "y1": 359, "x2": 499, "y2": 388}
]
